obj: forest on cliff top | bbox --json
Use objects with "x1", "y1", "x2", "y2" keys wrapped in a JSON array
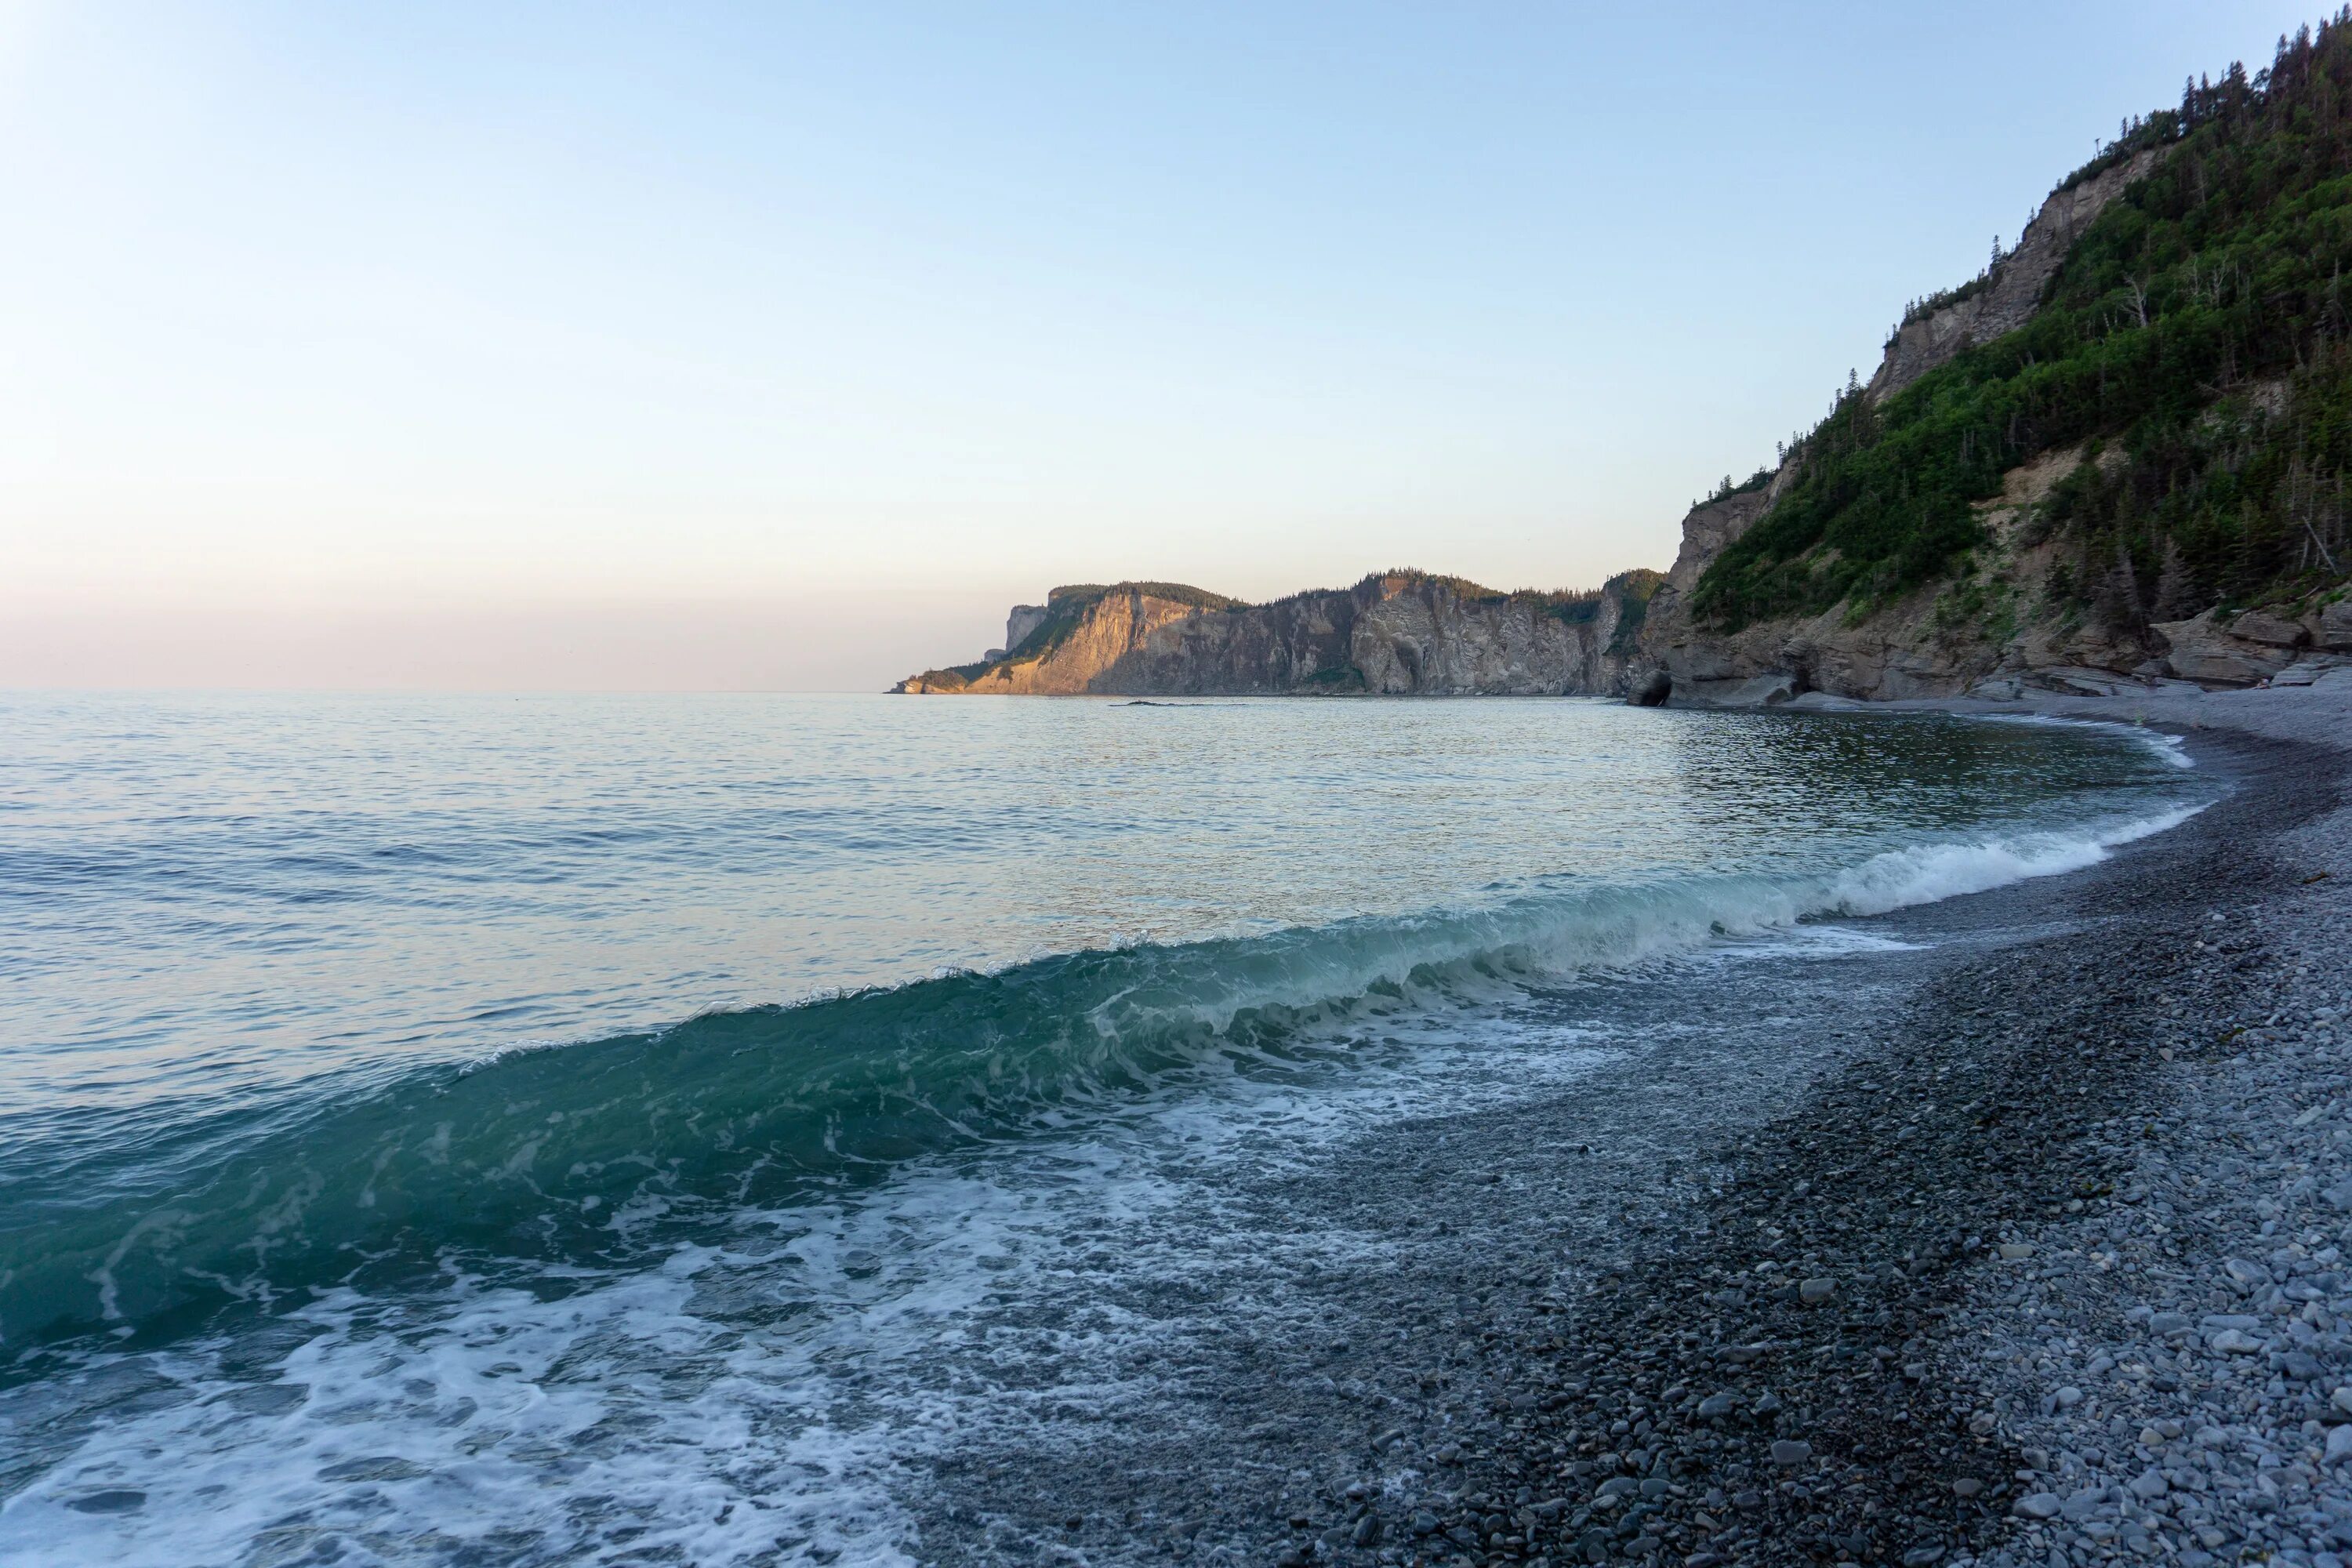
[{"x1": 1693, "y1": 13, "x2": 2352, "y2": 636}]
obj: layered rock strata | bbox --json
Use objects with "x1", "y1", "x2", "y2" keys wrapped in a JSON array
[{"x1": 897, "y1": 572, "x2": 1658, "y2": 698}]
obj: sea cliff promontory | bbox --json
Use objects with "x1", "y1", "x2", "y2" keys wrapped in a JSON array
[
  {"x1": 902, "y1": 25, "x2": 2352, "y2": 705},
  {"x1": 894, "y1": 571, "x2": 1663, "y2": 698}
]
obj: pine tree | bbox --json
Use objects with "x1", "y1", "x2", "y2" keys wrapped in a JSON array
[
  {"x1": 2151, "y1": 538, "x2": 2198, "y2": 621},
  {"x1": 2090, "y1": 544, "x2": 2144, "y2": 633}
]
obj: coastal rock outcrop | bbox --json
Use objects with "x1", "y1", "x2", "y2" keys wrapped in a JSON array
[
  {"x1": 2152, "y1": 610, "x2": 2298, "y2": 686},
  {"x1": 896, "y1": 572, "x2": 1663, "y2": 697},
  {"x1": 1661, "y1": 488, "x2": 1777, "y2": 596},
  {"x1": 1623, "y1": 146, "x2": 2184, "y2": 709},
  {"x1": 1622, "y1": 119, "x2": 2352, "y2": 709},
  {"x1": 1632, "y1": 446, "x2": 2144, "y2": 705}
]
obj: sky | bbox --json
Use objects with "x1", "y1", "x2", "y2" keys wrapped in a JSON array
[{"x1": 0, "y1": 1, "x2": 2307, "y2": 690}]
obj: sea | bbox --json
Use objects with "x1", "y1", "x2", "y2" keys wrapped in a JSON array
[{"x1": 0, "y1": 691, "x2": 2209, "y2": 1566}]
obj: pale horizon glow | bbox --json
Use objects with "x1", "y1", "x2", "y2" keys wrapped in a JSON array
[{"x1": 0, "y1": 1, "x2": 2300, "y2": 689}]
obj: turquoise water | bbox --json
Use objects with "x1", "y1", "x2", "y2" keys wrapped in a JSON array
[{"x1": 0, "y1": 693, "x2": 2203, "y2": 1565}]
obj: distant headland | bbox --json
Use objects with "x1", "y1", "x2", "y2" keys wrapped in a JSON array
[{"x1": 900, "y1": 31, "x2": 2352, "y2": 705}]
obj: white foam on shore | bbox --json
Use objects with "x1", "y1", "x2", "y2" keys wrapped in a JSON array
[
  {"x1": 0, "y1": 1262, "x2": 919, "y2": 1568},
  {"x1": 1824, "y1": 804, "x2": 2204, "y2": 916},
  {"x1": 0, "y1": 797, "x2": 2212, "y2": 1567},
  {"x1": 1973, "y1": 710, "x2": 2201, "y2": 769},
  {"x1": 0, "y1": 1007, "x2": 1623, "y2": 1568}
]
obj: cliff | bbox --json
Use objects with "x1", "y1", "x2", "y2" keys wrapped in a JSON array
[
  {"x1": 1865, "y1": 149, "x2": 2169, "y2": 406},
  {"x1": 895, "y1": 571, "x2": 1664, "y2": 697},
  {"x1": 900, "y1": 28, "x2": 2352, "y2": 706},
  {"x1": 1632, "y1": 30, "x2": 2352, "y2": 706},
  {"x1": 1627, "y1": 137, "x2": 2179, "y2": 706}
]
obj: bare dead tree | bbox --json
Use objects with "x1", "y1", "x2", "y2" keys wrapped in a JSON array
[{"x1": 2307, "y1": 517, "x2": 2343, "y2": 575}]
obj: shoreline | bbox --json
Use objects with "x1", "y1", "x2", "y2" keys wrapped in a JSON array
[
  {"x1": 9, "y1": 691, "x2": 2343, "y2": 1566},
  {"x1": 892, "y1": 685, "x2": 2352, "y2": 1568},
  {"x1": 1393, "y1": 685, "x2": 2352, "y2": 1567}
]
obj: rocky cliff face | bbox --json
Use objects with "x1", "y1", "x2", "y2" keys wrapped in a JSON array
[
  {"x1": 1004, "y1": 604, "x2": 1047, "y2": 652},
  {"x1": 1634, "y1": 448, "x2": 2095, "y2": 705},
  {"x1": 895, "y1": 572, "x2": 1661, "y2": 697},
  {"x1": 1867, "y1": 149, "x2": 2167, "y2": 405},
  {"x1": 1634, "y1": 438, "x2": 2352, "y2": 706},
  {"x1": 1660, "y1": 488, "x2": 1781, "y2": 596},
  {"x1": 1624, "y1": 141, "x2": 2323, "y2": 708}
]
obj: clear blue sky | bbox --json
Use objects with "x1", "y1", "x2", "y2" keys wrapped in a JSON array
[{"x1": 0, "y1": 1, "x2": 2303, "y2": 688}]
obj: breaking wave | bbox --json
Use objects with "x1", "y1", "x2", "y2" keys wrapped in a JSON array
[{"x1": 0, "y1": 804, "x2": 2199, "y2": 1349}]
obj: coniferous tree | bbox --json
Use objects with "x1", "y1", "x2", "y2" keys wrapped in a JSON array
[
  {"x1": 2151, "y1": 538, "x2": 2199, "y2": 622},
  {"x1": 2090, "y1": 544, "x2": 2144, "y2": 633}
]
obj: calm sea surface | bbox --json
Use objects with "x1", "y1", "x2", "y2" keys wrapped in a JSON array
[{"x1": 0, "y1": 693, "x2": 2205, "y2": 1566}]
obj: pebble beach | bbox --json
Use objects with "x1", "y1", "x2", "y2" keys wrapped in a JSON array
[
  {"x1": 1366, "y1": 681, "x2": 2352, "y2": 1568},
  {"x1": 938, "y1": 681, "x2": 2352, "y2": 1568}
]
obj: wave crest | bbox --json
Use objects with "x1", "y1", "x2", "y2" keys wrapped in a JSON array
[{"x1": 0, "y1": 807, "x2": 2195, "y2": 1348}]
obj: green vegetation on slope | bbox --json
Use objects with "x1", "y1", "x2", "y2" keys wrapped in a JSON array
[
  {"x1": 1695, "y1": 16, "x2": 2352, "y2": 632},
  {"x1": 1601, "y1": 569, "x2": 1668, "y2": 652},
  {"x1": 1699, "y1": 468, "x2": 1777, "y2": 507}
]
